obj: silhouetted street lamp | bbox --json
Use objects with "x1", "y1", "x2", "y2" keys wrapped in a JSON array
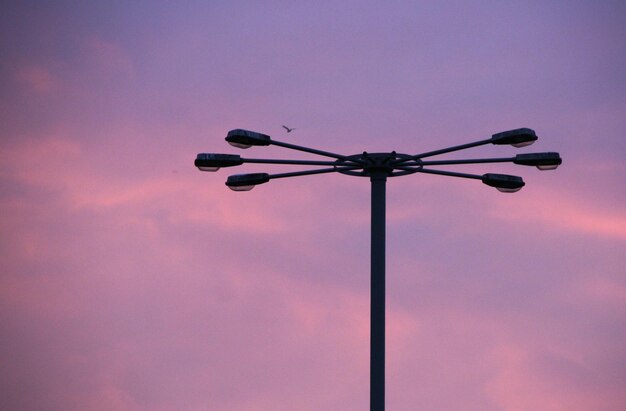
[{"x1": 194, "y1": 127, "x2": 561, "y2": 411}]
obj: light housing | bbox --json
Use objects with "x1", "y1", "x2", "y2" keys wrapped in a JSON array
[
  {"x1": 482, "y1": 173, "x2": 525, "y2": 193},
  {"x1": 491, "y1": 128, "x2": 538, "y2": 147},
  {"x1": 514, "y1": 152, "x2": 562, "y2": 170},
  {"x1": 225, "y1": 129, "x2": 271, "y2": 149},
  {"x1": 225, "y1": 173, "x2": 270, "y2": 191},
  {"x1": 195, "y1": 153, "x2": 243, "y2": 171}
]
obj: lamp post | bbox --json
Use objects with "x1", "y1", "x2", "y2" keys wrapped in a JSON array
[{"x1": 195, "y1": 128, "x2": 561, "y2": 410}]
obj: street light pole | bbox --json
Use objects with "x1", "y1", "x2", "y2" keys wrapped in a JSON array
[
  {"x1": 370, "y1": 171, "x2": 387, "y2": 411},
  {"x1": 194, "y1": 128, "x2": 562, "y2": 410}
]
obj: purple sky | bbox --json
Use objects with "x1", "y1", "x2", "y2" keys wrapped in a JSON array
[{"x1": 1, "y1": 1, "x2": 625, "y2": 410}]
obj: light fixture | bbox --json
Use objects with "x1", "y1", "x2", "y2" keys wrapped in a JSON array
[
  {"x1": 491, "y1": 128, "x2": 538, "y2": 147},
  {"x1": 195, "y1": 154, "x2": 243, "y2": 171},
  {"x1": 225, "y1": 173, "x2": 270, "y2": 191},
  {"x1": 514, "y1": 152, "x2": 562, "y2": 170},
  {"x1": 225, "y1": 129, "x2": 271, "y2": 149},
  {"x1": 482, "y1": 173, "x2": 525, "y2": 192}
]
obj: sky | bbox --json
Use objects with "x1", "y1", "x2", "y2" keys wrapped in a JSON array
[{"x1": 1, "y1": 1, "x2": 625, "y2": 410}]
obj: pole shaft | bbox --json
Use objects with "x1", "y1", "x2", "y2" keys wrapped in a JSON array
[{"x1": 370, "y1": 172, "x2": 387, "y2": 411}]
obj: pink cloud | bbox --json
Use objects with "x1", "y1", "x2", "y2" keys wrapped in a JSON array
[
  {"x1": 567, "y1": 276, "x2": 626, "y2": 309},
  {"x1": 15, "y1": 65, "x2": 59, "y2": 93},
  {"x1": 81, "y1": 37, "x2": 135, "y2": 78},
  {"x1": 488, "y1": 185, "x2": 626, "y2": 240},
  {"x1": 0, "y1": 135, "x2": 81, "y2": 185},
  {"x1": 0, "y1": 135, "x2": 290, "y2": 235},
  {"x1": 485, "y1": 343, "x2": 625, "y2": 411}
]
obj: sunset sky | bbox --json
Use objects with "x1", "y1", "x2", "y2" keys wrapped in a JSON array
[{"x1": 1, "y1": 1, "x2": 625, "y2": 410}]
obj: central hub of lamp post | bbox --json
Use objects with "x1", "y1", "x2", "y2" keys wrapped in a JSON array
[
  {"x1": 195, "y1": 127, "x2": 561, "y2": 410},
  {"x1": 335, "y1": 152, "x2": 422, "y2": 177}
]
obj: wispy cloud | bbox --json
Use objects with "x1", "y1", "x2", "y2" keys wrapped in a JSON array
[{"x1": 15, "y1": 65, "x2": 59, "y2": 93}]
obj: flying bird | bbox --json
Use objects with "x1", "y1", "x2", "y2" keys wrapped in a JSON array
[{"x1": 282, "y1": 125, "x2": 295, "y2": 133}]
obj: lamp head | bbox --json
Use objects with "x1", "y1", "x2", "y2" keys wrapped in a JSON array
[
  {"x1": 491, "y1": 128, "x2": 538, "y2": 147},
  {"x1": 225, "y1": 129, "x2": 271, "y2": 149},
  {"x1": 195, "y1": 153, "x2": 243, "y2": 171},
  {"x1": 225, "y1": 173, "x2": 270, "y2": 191},
  {"x1": 514, "y1": 152, "x2": 562, "y2": 170},
  {"x1": 482, "y1": 173, "x2": 525, "y2": 193}
]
